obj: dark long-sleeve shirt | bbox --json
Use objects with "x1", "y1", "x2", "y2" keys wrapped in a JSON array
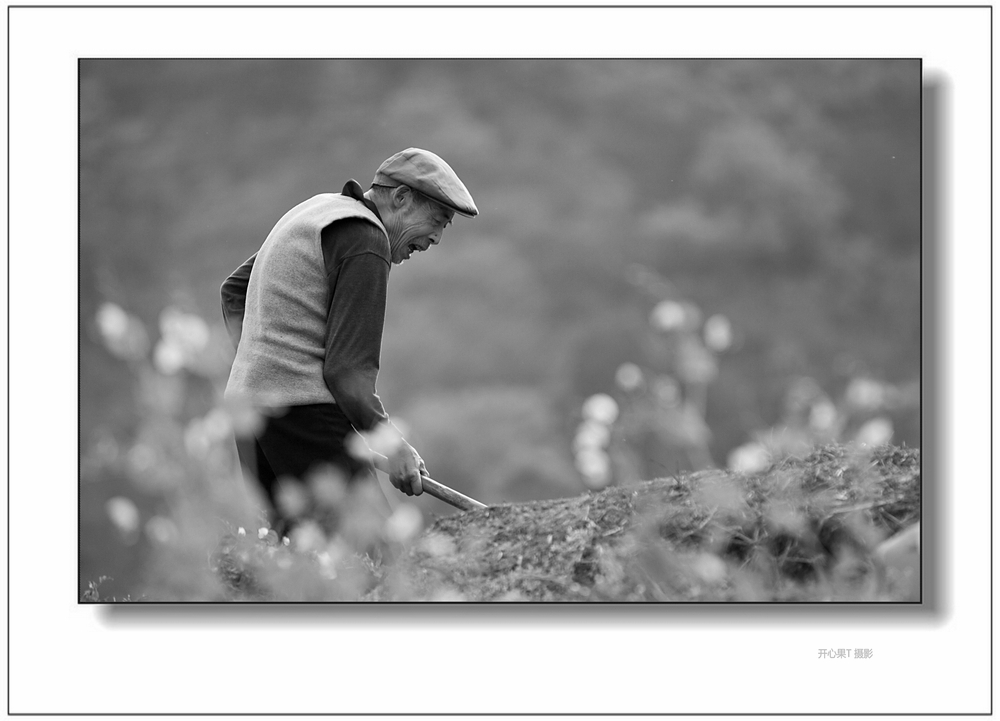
[{"x1": 221, "y1": 180, "x2": 391, "y2": 432}]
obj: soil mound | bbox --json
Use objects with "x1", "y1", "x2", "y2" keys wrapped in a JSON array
[{"x1": 371, "y1": 443, "x2": 920, "y2": 601}]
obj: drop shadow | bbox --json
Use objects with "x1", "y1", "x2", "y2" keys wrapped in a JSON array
[
  {"x1": 919, "y1": 74, "x2": 946, "y2": 619},
  {"x1": 98, "y1": 594, "x2": 931, "y2": 629}
]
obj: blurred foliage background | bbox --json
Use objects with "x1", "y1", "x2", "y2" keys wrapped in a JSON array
[{"x1": 79, "y1": 59, "x2": 920, "y2": 600}]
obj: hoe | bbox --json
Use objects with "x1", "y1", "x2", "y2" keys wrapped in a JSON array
[{"x1": 372, "y1": 452, "x2": 487, "y2": 512}]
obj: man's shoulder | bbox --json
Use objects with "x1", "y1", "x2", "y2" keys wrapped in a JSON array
[
  {"x1": 296, "y1": 193, "x2": 384, "y2": 226},
  {"x1": 321, "y1": 213, "x2": 391, "y2": 265},
  {"x1": 263, "y1": 193, "x2": 388, "y2": 262}
]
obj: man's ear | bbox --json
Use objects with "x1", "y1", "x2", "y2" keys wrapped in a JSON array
[{"x1": 392, "y1": 185, "x2": 413, "y2": 209}]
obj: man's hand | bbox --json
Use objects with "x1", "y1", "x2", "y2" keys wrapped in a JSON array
[{"x1": 389, "y1": 441, "x2": 426, "y2": 496}]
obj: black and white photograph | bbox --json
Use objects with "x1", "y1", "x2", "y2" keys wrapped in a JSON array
[
  {"x1": 7, "y1": 4, "x2": 992, "y2": 716},
  {"x1": 79, "y1": 58, "x2": 923, "y2": 604}
]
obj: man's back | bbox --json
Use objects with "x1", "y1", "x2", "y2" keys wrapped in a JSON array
[{"x1": 226, "y1": 193, "x2": 389, "y2": 408}]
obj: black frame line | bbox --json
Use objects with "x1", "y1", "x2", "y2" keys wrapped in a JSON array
[{"x1": 75, "y1": 55, "x2": 924, "y2": 608}]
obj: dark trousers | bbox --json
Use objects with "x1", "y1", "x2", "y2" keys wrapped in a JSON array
[{"x1": 235, "y1": 403, "x2": 374, "y2": 534}]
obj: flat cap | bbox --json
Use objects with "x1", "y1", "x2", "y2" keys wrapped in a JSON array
[{"x1": 373, "y1": 147, "x2": 479, "y2": 217}]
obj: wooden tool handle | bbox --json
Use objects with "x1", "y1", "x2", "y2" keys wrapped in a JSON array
[{"x1": 371, "y1": 453, "x2": 487, "y2": 512}]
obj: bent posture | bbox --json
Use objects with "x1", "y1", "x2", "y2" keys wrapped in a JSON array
[{"x1": 221, "y1": 148, "x2": 478, "y2": 532}]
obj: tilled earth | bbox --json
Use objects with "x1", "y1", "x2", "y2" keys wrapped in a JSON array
[{"x1": 370, "y1": 443, "x2": 920, "y2": 601}]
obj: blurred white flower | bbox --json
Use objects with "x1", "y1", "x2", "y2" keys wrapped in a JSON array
[
  {"x1": 575, "y1": 448, "x2": 611, "y2": 489},
  {"x1": 345, "y1": 434, "x2": 373, "y2": 462},
  {"x1": 183, "y1": 418, "x2": 211, "y2": 459},
  {"x1": 759, "y1": 427, "x2": 813, "y2": 461},
  {"x1": 419, "y1": 533, "x2": 457, "y2": 558},
  {"x1": 237, "y1": 527, "x2": 246, "y2": 536},
  {"x1": 290, "y1": 520, "x2": 326, "y2": 553},
  {"x1": 676, "y1": 338, "x2": 718, "y2": 384},
  {"x1": 431, "y1": 588, "x2": 466, "y2": 602},
  {"x1": 727, "y1": 442, "x2": 770, "y2": 474},
  {"x1": 126, "y1": 443, "x2": 157, "y2": 475},
  {"x1": 384, "y1": 503, "x2": 424, "y2": 544},
  {"x1": 703, "y1": 314, "x2": 733, "y2": 352},
  {"x1": 856, "y1": 417, "x2": 893, "y2": 446},
  {"x1": 672, "y1": 403, "x2": 713, "y2": 445},
  {"x1": 875, "y1": 522, "x2": 920, "y2": 562},
  {"x1": 693, "y1": 473, "x2": 747, "y2": 514},
  {"x1": 692, "y1": 553, "x2": 728, "y2": 584},
  {"x1": 615, "y1": 362, "x2": 644, "y2": 392},
  {"x1": 223, "y1": 397, "x2": 265, "y2": 438},
  {"x1": 650, "y1": 300, "x2": 687, "y2": 332},
  {"x1": 308, "y1": 469, "x2": 348, "y2": 509},
  {"x1": 339, "y1": 491, "x2": 387, "y2": 550},
  {"x1": 652, "y1": 376, "x2": 681, "y2": 407},
  {"x1": 583, "y1": 472, "x2": 610, "y2": 492},
  {"x1": 275, "y1": 479, "x2": 310, "y2": 519},
  {"x1": 96, "y1": 302, "x2": 150, "y2": 361},
  {"x1": 573, "y1": 420, "x2": 611, "y2": 452},
  {"x1": 785, "y1": 376, "x2": 825, "y2": 414},
  {"x1": 324, "y1": 534, "x2": 355, "y2": 566},
  {"x1": 316, "y1": 551, "x2": 338, "y2": 579},
  {"x1": 582, "y1": 393, "x2": 619, "y2": 425},
  {"x1": 147, "y1": 308, "x2": 213, "y2": 374},
  {"x1": 202, "y1": 408, "x2": 233, "y2": 441},
  {"x1": 96, "y1": 302, "x2": 129, "y2": 340},
  {"x1": 144, "y1": 515, "x2": 178, "y2": 545},
  {"x1": 350, "y1": 420, "x2": 408, "y2": 461},
  {"x1": 153, "y1": 339, "x2": 185, "y2": 375},
  {"x1": 766, "y1": 500, "x2": 808, "y2": 535},
  {"x1": 845, "y1": 378, "x2": 886, "y2": 412},
  {"x1": 808, "y1": 399, "x2": 839, "y2": 432},
  {"x1": 325, "y1": 536, "x2": 352, "y2": 565},
  {"x1": 159, "y1": 307, "x2": 210, "y2": 355},
  {"x1": 106, "y1": 496, "x2": 140, "y2": 538},
  {"x1": 575, "y1": 447, "x2": 610, "y2": 474},
  {"x1": 258, "y1": 527, "x2": 269, "y2": 539}
]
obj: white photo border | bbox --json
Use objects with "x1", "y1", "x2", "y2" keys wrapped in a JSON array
[{"x1": 7, "y1": 3, "x2": 992, "y2": 715}]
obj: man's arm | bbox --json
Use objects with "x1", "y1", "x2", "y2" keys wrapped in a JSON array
[
  {"x1": 221, "y1": 253, "x2": 256, "y2": 349},
  {"x1": 321, "y1": 221, "x2": 391, "y2": 431},
  {"x1": 322, "y1": 220, "x2": 425, "y2": 496}
]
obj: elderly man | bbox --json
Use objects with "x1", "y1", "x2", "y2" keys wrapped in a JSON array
[{"x1": 221, "y1": 148, "x2": 477, "y2": 533}]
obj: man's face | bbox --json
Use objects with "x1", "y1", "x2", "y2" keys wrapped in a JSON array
[{"x1": 388, "y1": 195, "x2": 455, "y2": 264}]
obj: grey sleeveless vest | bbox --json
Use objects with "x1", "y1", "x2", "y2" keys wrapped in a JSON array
[{"x1": 225, "y1": 193, "x2": 389, "y2": 407}]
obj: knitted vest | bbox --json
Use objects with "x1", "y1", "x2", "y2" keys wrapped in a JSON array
[{"x1": 225, "y1": 193, "x2": 389, "y2": 407}]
